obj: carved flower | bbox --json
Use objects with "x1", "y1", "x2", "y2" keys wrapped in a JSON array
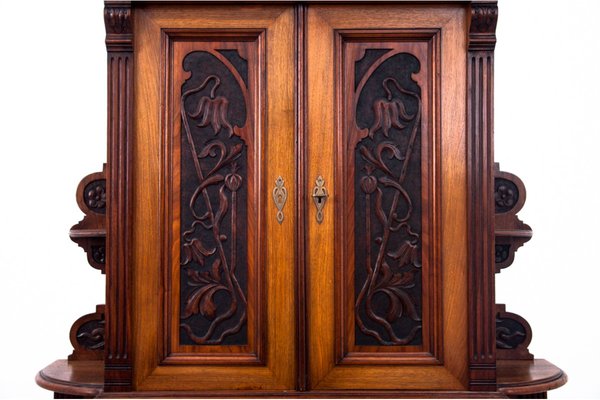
[
  {"x1": 190, "y1": 96, "x2": 233, "y2": 136},
  {"x1": 187, "y1": 75, "x2": 233, "y2": 136},
  {"x1": 87, "y1": 184, "x2": 106, "y2": 209},
  {"x1": 224, "y1": 162, "x2": 242, "y2": 192},
  {"x1": 495, "y1": 184, "x2": 516, "y2": 208},
  {"x1": 368, "y1": 78, "x2": 416, "y2": 138}
]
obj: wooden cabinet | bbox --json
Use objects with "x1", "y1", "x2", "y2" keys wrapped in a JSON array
[{"x1": 36, "y1": 1, "x2": 567, "y2": 398}]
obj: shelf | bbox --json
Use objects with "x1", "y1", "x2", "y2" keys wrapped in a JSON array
[
  {"x1": 497, "y1": 359, "x2": 568, "y2": 396},
  {"x1": 36, "y1": 358, "x2": 567, "y2": 398},
  {"x1": 35, "y1": 360, "x2": 103, "y2": 398}
]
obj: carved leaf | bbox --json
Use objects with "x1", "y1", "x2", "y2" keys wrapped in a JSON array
[
  {"x1": 182, "y1": 238, "x2": 217, "y2": 267},
  {"x1": 186, "y1": 268, "x2": 210, "y2": 285},
  {"x1": 199, "y1": 285, "x2": 224, "y2": 320},
  {"x1": 210, "y1": 258, "x2": 222, "y2": 282},
  {"x1": 182, "y1": 283, "x2": 225, "y2": 319},
  {"x1": 387, "y1": 240, "x2": 418, "y2": 268},
  {"x1": 380, "y1": 287, "x2": 421, "y2": 322}
]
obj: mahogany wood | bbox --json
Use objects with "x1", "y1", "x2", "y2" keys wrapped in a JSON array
[
  {"x1": 307, "y1": 4, "x2": 468, "y2": 390},
  {"x1": 35, "y1": 1, "x2": 567, "y2": 398},
  {"x1": 130, "y1": 3, "x2": 296, "y2": 391}
]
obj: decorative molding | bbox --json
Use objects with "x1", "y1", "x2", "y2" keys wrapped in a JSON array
[
  {"x1": 104, "y1": 7, "x2": 131, "y2": 35},
  {"x1": 69, "y1": 305, "x2": 105, "y2": 361},
  {"x1": 104, "y1": 1, "x2": 132, "y2": 52},
  {"x1": 70, "y1": 167, "x2": 107, "y2": 273},
  {"x1": 496, "y1": 304, "x2": 533, "y2": 360},
  {"x1": 494, "y1": 164, "x2": 533, "y2": 273}
]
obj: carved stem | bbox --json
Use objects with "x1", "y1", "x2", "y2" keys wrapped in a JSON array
[
  {"x1": 361, "y1": 84, "x2": 422, "y2": 344},
  {"x1": 180, "y1": 86, "x2": 247, "y2": 343}
]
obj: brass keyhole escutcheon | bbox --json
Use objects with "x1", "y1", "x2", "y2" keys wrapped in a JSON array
[
  {"x1": 312, "y1": 175, "x2": 328, "y2": 224},
  {"x1": 272, "y1": 176, "x2": 287, "y2": 224}
]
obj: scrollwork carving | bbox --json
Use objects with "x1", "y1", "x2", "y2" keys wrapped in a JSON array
[
  {"x1": 70, "y1": 167, "x2": 107, "y2": 273},
  {"x1": 494, "y1": 164, "x2": 532, "y2": 273},
  {"x1": 68, "y1": 305, "x2": 105, "y2": 361},
  {"x1": 496, "y1": 304, "x2": 533, "y2": 360}
]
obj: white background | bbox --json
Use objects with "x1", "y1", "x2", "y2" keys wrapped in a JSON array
[{"x1": 0, "y1": 0, "x2": 598, "y2": 398}]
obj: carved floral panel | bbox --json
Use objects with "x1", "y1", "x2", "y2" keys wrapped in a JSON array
[
  {"x1": 338, "y1": 32, "x2": 441, "y2": 360},
  {"x1": 167, "y1": 33, "x2": 263, "y2": 359}
]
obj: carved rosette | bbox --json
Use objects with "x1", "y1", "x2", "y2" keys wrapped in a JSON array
[
  {"x1": 494, "y1": 163, "x2": 533, "y2": 273},
  {"x1": 68, "y1": 305, "x2": 105, "y2": 361},
  {"x1": 70, "y1": 167, "x2": 107, "y2": 273}
]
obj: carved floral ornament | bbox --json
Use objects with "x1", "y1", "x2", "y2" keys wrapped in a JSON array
[
  {"x1": 179, "y1": 52, "x2": 249, "y2": 345},
  {"x1": 354, "y1": 54, "x2": 424, "y2": 346}
]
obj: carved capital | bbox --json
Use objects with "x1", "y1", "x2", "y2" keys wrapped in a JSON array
[
  {"x1": 469, "y1": 1, "x2": 498, "y2": 51},
  {"x1": 494, "y1": 164, "x2": 533, "y2": 273},
  {"x1": 104, "y1": 1, "x2": 132, "y2": 51}
]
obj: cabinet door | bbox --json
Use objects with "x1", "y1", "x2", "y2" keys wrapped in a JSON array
[
  {"x1": 131, "y1": 4, "x2": 296, "y2": 391},
  {"x1": 306, "y1": 4, "x2": 470, "y2": 390}
]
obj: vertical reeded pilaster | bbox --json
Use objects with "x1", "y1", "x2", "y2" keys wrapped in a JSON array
[
  {"x1": 467, "y1": 0, "x2": 498, "y2": 391},
  {"x1": 104, "y1": 0, "x2": 133, "y2": 392}
]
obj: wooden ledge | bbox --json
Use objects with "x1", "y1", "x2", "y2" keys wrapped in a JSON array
[
  {"x1": 35, "y1": 360, "x2": 104, "y2": 398},
  {"x1": 497, "y1": 359, "x2": 568, "y2": 396},
  {"x1": 36, "y1": 358, "x2": 566, "y2": 398}
]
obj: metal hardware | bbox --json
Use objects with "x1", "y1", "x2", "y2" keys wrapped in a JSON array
[
  {"x1": 312, "y1": 175, "x2": 328, "y2": 224},
  {"x1": 272, "y1": 176, "x2": 288, "y2": 224}
]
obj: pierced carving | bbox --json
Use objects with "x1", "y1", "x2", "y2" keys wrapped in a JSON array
[
  {"x1": 70, "y1": 167, "x2": 107, "y2": 273},
  {"x1": 68, "y1": 305, "x2": 105, "y2": 361},
  {"x1": 496, "y1": 304, "x2": 533, "y2": 360},
  {"x1": 494, "y1": 164, "x2": 532, "y2": 273},
  {"x1": 179, "y1": 50, "x2": 249, "y2": 345},
  {"x1": 354, "y1": 53, "x2": 423, "y2": 346}
]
